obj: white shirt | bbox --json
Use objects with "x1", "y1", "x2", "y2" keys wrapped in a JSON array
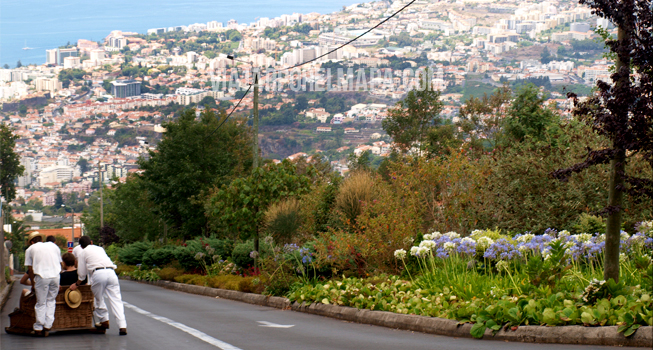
[
  {"x1": 25, "y1": 242, "x2": 62, "y2": 279},
  {"x1": 72, "y1": 245, "x2": 83, "y2": 259},
  {"x1": 77, "y1": 245, "x2": 117, "y2": 281}
]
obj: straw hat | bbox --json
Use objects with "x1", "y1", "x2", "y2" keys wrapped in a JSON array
[
  {"x1": 26, "y1": 231, "x2": 45, "y2": 243},
  {"x1": 65, "y1": 288, "x2": 82, "y2": 309}
]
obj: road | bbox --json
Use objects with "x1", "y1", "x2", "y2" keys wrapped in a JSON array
[{"x1": 0, "y1": 279, "x2": 641, "y2": 350}]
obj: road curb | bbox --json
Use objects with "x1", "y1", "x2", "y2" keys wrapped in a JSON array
[
  {"x1": 124, "y1": 278, "x2": 652, "y2": 347},
  {"x1": 0, "y1": 280, "x2": 15, "y2": 313}
]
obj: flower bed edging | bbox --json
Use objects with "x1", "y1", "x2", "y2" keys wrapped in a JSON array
[{"x1": 124, "y1": 278, "x2": 652, "y2": 347}]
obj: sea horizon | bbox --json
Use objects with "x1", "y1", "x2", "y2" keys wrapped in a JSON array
[{"x1": 0, "y1": 0, "x2": 358, "y2": 67}]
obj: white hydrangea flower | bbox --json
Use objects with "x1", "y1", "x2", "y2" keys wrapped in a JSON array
[
  {"x1": 564, "y1": 241, "x2": 575, "y2": 249},
  {"x1": 443, "y1": 242, "x2": 456, "y2": 251},
  {"x1": 423, "y1": 233, "x2": 433, "y2": 240},
  {"x1": 431, "y1": 231, "x2": 443, "y2": 239},
  {"x1": 516, "y1": 233, "x2": 534, "y2": 243},
  {"x1": 575, "y1": 233, "x2": 592, "y2": 242},
  {"x1": 461, "y1": 237, "x2": 475, "y2": 244},
  {"x1": 410, "y1": 246, "x2": 420, "y2": 256},
  {"x1": 477, "y1": 237, "x2": 494, "y2": 249},
  {"x1": 394, "y1": 249, "x2": 407, "y2": 259},
  {"x1": 558, "y1": 230, "x2": 570, "y2": 237},
  {"x1": 518, "y1": 245, "x2": 529, "y2": 253},
  {"x1": 637, "y1": 220, "x2": 653, "y2": 233},
  {"x1": 543, "y1": 250, "x2": 551, "y2": 261},
  {"x1": 417, "y1": 247, "x2": 429, "y2": 256},
  {"x1": 619, "y1": 253, "x2": 626, "y2": 262},
  {"x1": 620, "y1": 231, "x2": 630, "y2": 241},
  {"x1": 419, "y1": 240, "x2": 436, "y2": 250},
  {"x1": 445, "y1": 231, "x2": 460, "y2": 239}
]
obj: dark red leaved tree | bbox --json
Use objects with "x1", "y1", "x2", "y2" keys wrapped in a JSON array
[{"x1": 552, "y1": 0, "x2": 653, "y2": 282}]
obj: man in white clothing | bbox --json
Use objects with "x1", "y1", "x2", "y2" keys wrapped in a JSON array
[
  {"x1": 70, "y1": 236, "x2": 127, "y2": 335},
  {"x1": 25, "y1": 231, "x2": 62, "y2": 337}
]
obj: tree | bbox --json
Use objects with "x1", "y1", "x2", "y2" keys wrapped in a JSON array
[
  {"x1": 295, "y1": 95, "x2": 308, "y2": 111},
  {"x1": 109, "y1": 175, "x2": 164, "y2": 242},
  {"x1": 347, "y1": 150, "x2": 372, "y2": 172},
  {"x1": 54, "y1": 191, "x2": 64, "y2": 208},
  {"x1": 77, "y1": 157, "x2": 89, "y2": 174},
  {"x1": 206, "y1": 160, "x2": 316, "y2": 241},
  {"x1": 0, "y1": 124, "x2": 25, "y2": 203},
  {"x1": 2, "y1": 64, "x2": 8, "y2": 69},
  {"x1": 16, "y1": 60, "x2": 22, "y2": 68},
  {"x1": 382, "y1": 70, "x2": 444, "y2": 153},
  {"x1": 226, "y1": 29, "x2": 242, "y2": 42},
  {"x1": 540, "y1": 47, "x2": 552, "y2": 64},
  {"x1": 552, "y1": 0, "x2": 653, "y2": 282},
  {"x1": 139, "y1": 108, "x2": 252, "y2": 238},
  {"x1": 457, "y1": 84, "x2": 512, "y2": 154},
  {"x1": 501, "y1": 84, "x2": 559, "y2": 145},
  {"x1": 102, "y1": 79, "x2": 113, "y2": 92}
]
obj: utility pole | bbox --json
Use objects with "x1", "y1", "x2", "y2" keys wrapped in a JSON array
[
  {"x1": 71, "y1": 208, "x2": 75, "y2": 244},
  {"x1": 252, "y1": 68, "x2": 260, "y2": 263}
]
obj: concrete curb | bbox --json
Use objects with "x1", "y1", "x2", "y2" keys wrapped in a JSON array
[
  {"x1": 0, "y1": 280, "x2": 15, "y2": 313},
  {"x1": 124, "y1": 278, "x2": 652, "y2": 347}
]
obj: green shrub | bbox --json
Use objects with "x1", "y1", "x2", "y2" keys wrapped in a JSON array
[
  {"x1": 571, "y1": 213, "x2": 606, "y2": 235},
  {"x1": 175, "y1": 274, "x2": 203, "y2": 284},
  {"x1": 265, "y1": 198, "x2": 303, "y2": 244},
  {"x1": 156, "y1": 267, "x2": 185, "y2": 281},
  {"x1": 142, "y1": 246, "x2": 176, "y2": 267},
  {"x1": 119, "y1": 242, "x2": 153, "y2": 265},
  {"x1": 173, "y1": 246, "x2": 200, "y2": 271},
  {"x1": 115, "y1": 265, "x2": 135, "y2": 275},
  {"x1": 238, "y1": 276, "x2": 263, "y2": 293},
  {"x1": 188, "y1": 275, "x2": 207, "y2": 286},
  {"x1": 207, "y1": 275, "x2": 242, "y2": 289},
  {"x1": 335, "y1": 172, "x2": 375, "y2": 224},
  {"x1": 173, "y1": 238, "x2": 235, "y2": 271},
  {"x1": 231, "y1": 240, "x2": 271, "y2": 268},
  {"x1": 124, "y1": 266, "x2": 160, "y2": 282},
  {"x1": 105, "y1": 244, "x2": 121, "y2": 263}
]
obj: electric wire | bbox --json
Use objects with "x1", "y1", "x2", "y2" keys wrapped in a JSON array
[
  {"x1": 208, "y1": 0, "x2": 417, "y2": 135},
  {"x1": 207, "y1": 83, "x2": 252, "y2": 138}
]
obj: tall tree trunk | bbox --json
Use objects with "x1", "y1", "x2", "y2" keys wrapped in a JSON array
[
  {"x1": 604, "y1": 26, "x2": 629, "y2": 282},
  {"x1": 604, "y1": 149, "x2": 625, "y2": 282}
]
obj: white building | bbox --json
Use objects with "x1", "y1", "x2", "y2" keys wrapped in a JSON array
[
  {"x1": 63, "y1": 56, "x2": 81, "y2": 69},
  {"x1": 39, "y1": 165, "x2": 75, "y2": 186}
]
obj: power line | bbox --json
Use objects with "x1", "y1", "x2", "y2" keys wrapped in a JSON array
[
  {"x1": 208, "y1": 0, "x2": 418, "y2": 135},
  {"x1": 207, "y1": 83, "x2": 252, "y2": 138},
  {"x1": 279, "y1": 0, "x2": 418, "y2": 73}
]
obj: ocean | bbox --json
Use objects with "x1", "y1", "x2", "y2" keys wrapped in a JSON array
[{"x1": 0, "y1": 0, "x2": 357, "y2": 67}]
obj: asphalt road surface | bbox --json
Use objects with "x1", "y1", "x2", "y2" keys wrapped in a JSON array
[{"x1": 0, "y1": 279, "x2": 642, "y2": 350}]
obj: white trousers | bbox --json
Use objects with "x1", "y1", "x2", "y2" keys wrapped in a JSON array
[
  {"x1": 34, "y1": 275, "x2": 59, "y2": 330},
  {"x1": 91, "y1": 269, "x2": 127, "y2": 329}
]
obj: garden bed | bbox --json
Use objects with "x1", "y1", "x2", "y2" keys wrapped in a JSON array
[
  {"x1": 116, "y1": 225, "x2": 653, "y2": 345},
  {"x1": 124, "y1": 278, "x2": 652, "y2": 347}
]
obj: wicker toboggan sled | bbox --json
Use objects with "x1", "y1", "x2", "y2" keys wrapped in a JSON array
[{"x1": 5, "y1": 285, "x2": 105, "y2": 335}]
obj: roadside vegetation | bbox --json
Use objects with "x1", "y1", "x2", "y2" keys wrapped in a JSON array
[{"x1": 103, "y1": 76, "x2": 651, "y2": 339}]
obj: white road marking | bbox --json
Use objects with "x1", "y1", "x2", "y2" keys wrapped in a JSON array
[
  {"x1": 123, "y1": 302, "x2": 242, "y2": 350},
  {"x1": 257, "y1": 321, "x2": 295, "y2": 328}
]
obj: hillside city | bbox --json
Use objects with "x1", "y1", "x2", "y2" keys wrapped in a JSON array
[{"x1": 1, "y1": 0, "x2": 613, "y2": 224}]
